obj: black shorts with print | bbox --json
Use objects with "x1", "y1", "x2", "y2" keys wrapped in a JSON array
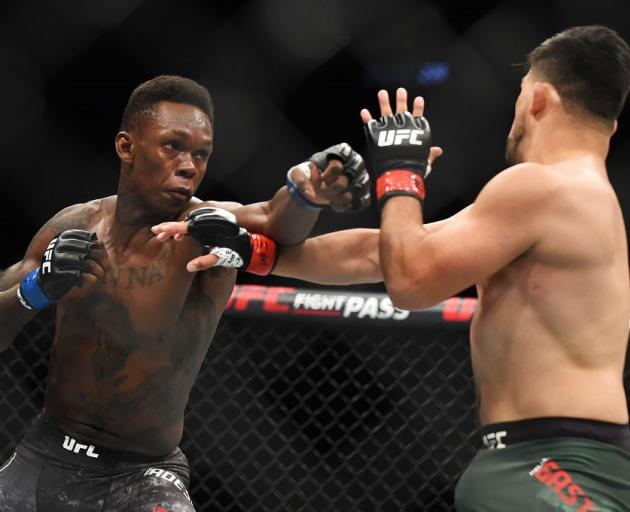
[{"x1": 0, "y1": 414, "x2": 195, "y2": 512}]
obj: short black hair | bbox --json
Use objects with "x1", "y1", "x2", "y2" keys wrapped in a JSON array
[
  {"x1": 119, "y1": 75, "x2": 214, "y2": 131},
  {"x1": 527, "y1": 25, "x2": 630, "y2": 123}
]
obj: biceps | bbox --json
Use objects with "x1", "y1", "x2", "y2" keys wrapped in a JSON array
[{"x1": 422, "y1": 212, "x2": 535, "y2": 289}]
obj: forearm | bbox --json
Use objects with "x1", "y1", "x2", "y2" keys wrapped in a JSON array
[
  {"x1": 274, "y1": 229, "x2": 382, "y2": 285},
  {"x1": 379, "y1": 198, "x2": 435, "y2": 309},
  {"x1": 258, "y1": 186, "x2": 320, "y2": 246}
]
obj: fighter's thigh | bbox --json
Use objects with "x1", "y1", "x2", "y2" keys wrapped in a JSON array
[
  {"x1": 103, "y1": 467, "x2": 196, "y2": 512},
  {"x1": 0, "y1": 451, "x2": 39, "y2": 512}
]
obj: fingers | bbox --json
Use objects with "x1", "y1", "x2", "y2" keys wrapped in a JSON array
[
  {"x1": 412, "y1": 96, "x2": 425, "y2": 117},
  {"x1": 360, "y1": 109, "x2": 373, "y2": 123},
  {"x1": 395, "y1": 88, "x2": 408, "y2": 114},
  {"x1": 294, "y1": 159, "x2": 350, "y2": 207},
  {"x1": 187, "y1": 253, "x2": 219, "y2": 272},
  {"x1": 320, "y1": 159, "x2": 344, "y2": 186},
  {"x1": 82, "y1": 242, "x2": 109, "y2": 283},
  {"x1": 82, "y1": 261, "x2": 108, "y2": 282},
  {"x1": 151, "y1": 221, "x2": 189, "y2": 241},
  {"x1": 377, "y1": 89, "x2": 393, "y2": 117},
  {"x1": 328, "y1": 192, "x2": 354, "y2": 212},
  {"x1": 363, "y1": 89, "x2": 425, "y2": 121},
  {"x1": 316, "y1": 160, "x2": 351, "y2": 206}
]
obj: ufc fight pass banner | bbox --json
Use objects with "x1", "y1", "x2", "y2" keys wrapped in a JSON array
[{"x1": 224, "y1": 285, "x2": 476, "y2": 327}]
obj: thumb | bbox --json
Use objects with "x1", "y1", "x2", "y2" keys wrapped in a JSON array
[
  {"x1": 289, "y1": 163, "x2": 317, "y2": 201},
  {"x1": 187, "y1": 253, "x2": 219, "y2": 272},
  {"x1": 428, "y1": 146, "x2": 443, "y2": 165}
]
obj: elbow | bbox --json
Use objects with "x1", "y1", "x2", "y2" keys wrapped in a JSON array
[
  {"x1": 384, "y1": 274, "x2": 441, "y2": 311},
  {"x1": 387, "y1": 286, "x2": 432, "y2": 311}
]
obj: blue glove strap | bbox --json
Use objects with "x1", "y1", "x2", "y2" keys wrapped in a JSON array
[
  {"x1": 18, "y1": 268, "x2": 54, "y2": 310},
  {"x1": 286, "y1": 170, "x2": 323, "y2": 211}
]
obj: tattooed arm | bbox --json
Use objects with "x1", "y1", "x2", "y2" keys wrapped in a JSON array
[{"x1": 0, "y1": 202, "x2": 103, "y2": 351}]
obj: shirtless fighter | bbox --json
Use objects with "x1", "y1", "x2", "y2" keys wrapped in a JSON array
[
  {"x1": 361, "y1": 26, "x2": 630, "y2": 511},
  {"x1": 0, "y1": 75, "x2": 369, "y2": 511},
  {"x1": 158, "y1": 25, "x2": 630, "y2": 511}
]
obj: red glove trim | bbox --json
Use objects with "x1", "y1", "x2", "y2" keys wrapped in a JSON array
[
  {"x1": 376, "y1": 170, "x2": 425, "y2": 203},
  {"x1": 246, "y1": 234, "x2": 278, "y2": 276}
]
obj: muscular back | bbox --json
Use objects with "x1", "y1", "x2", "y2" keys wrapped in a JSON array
[
  {"x1": 472, "y1": 161, "x2": 630, "y2": 424},
  {"x1": 24, "y1": 197, "x2": 235, "y2": 456}
]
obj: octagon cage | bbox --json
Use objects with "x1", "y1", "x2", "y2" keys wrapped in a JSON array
[{"x1": 1, "y1": 285, "x2": 627, "y2": 511}]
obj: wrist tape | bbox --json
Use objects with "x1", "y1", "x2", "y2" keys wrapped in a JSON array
[
  {"x1": 246, "y1": 234, "x2": 278, "y2": 275},
  {"x1": 376, "y1": 170, "x2": 425, "y2": 208},
  {"x1": 18, "y1": 268, "x2": 54, "y2": 311}
]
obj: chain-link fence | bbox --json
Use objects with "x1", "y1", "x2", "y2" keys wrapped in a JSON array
[{"x1": 0, "y1": 286, "x2": 628, "y2": 511}]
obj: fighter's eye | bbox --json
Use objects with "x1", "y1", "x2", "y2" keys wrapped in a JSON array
[
  {"x1": 194, "y1": 150, "x2": 209, "y2": 160},
  {"x1": 164, "y1": 141, "x2": 182, "y2": 151}
]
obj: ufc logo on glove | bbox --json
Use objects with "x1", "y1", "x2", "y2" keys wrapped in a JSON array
[{"x1": 377, "y1": 129, "x2": 425, "y2": 147}]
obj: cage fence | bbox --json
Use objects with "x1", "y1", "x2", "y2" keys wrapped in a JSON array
[{"x1": 0, "y1": 286, "x2": 626, "y2": 511}]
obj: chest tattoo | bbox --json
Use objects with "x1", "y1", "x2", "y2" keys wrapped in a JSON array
[{"x1": 103, "y1": 250, "x2": 173, "y2": 290}]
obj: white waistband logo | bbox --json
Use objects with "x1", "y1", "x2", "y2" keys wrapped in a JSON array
[
  {"x1": 482, "y1": 430, "x2": 507, "y2": 449},
  {"x1": 62, "y1": 436, "x2": 100, "y2": 458}
]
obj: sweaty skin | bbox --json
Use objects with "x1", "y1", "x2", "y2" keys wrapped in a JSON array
[
  {"x1": 39, "y1": 198, "x2": 234, "y2": 456},
  {"x1": 0, "y1": 100, "x2": 351, "y2": 456}
]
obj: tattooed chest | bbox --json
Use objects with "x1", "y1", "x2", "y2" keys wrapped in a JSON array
[
  {"x1": 101, "y1": 250, "x2": 173, "y2": 290},
  {"x1": 56, "y1": 290, "x2": 220, "y2": 384}
]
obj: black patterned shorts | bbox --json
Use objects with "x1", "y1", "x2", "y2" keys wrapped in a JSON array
[{"x1": 0, "y1": 414, "x2": 195, "y2": 512}]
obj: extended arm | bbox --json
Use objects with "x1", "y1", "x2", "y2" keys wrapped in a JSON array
[
  {"x1": 273, "y1": 229, "x2": 381, "y2": 285},
  {"x1": 230, "y1": 143, "x2": 370, "y2": 245},
  {"x1": 229, "y1": 186, "x2": 318, "y2": 247},
  {"x1": 151, "y1": 143, "x2": 370, "y2": 269},
  {"x1": 271, "y1": 208, "x2": 472, "y2": 285}
]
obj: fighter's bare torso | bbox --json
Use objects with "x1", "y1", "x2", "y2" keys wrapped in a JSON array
[
  {"x1": 42, "y1": 196, "x2": 235, "y2": 456},
  {"x1": 471, "y1": 158, "x2": 630, "y2": 425}
]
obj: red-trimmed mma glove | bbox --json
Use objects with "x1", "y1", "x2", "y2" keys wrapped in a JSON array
[
  {"x1": 186, "y1": 207, "x2": 278, "y2": 275},
  {"x1": 363, "y1": 111, "x2": 431, "y2": 209},
  {"x1": 18, "y1": 230, "x2": 98, "y2": 310},
  {"x1": 287, "y1": 142, "x2": 371, "y2": 213}
]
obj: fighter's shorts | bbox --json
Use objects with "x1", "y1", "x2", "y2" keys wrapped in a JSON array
[
  {"x1": 0, "y1": 414, "x2": 195, "y2": 512},
  {"x1": 454, "y1": 417, "x2": 630, "y2": 511}
]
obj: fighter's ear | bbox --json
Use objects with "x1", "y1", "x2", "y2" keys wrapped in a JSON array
[
  {"x1": 612, "y1": 119, "x2": 618, "y2": 135},
  {"x1": 530, "y1": 82, "x2": 561, "y2": 118},
  {"x1": 115, "y1": 132, "x2": 134, "y2": 164},
  {"x1": 530, "y1": 82, "x2": 547, "y2": 117}
]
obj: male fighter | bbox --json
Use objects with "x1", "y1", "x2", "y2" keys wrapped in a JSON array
[
  {"x1": 0, "y1": 75, "x2": 369, "y2": 511},
  {"x1": 161, "y1": 25, "x2": 630, "y2": 510}
]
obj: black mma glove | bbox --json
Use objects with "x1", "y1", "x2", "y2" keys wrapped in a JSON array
[
  {"x1": 287, "y1": 142, "x2": 371, "y2": 213},
  {"x1": 186, "y1": 207, "x2": 278, "y2": 275},
  {"x1": 363, "y1": 111, "x2": 431, "y2": 208},
  {"x1": 18, "y1": 230, "x2": 98, "y2": 310}
]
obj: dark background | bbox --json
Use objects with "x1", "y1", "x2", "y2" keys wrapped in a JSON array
[{"x1": 1, "y1": 0, "x2": 629, "y2": 295}]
